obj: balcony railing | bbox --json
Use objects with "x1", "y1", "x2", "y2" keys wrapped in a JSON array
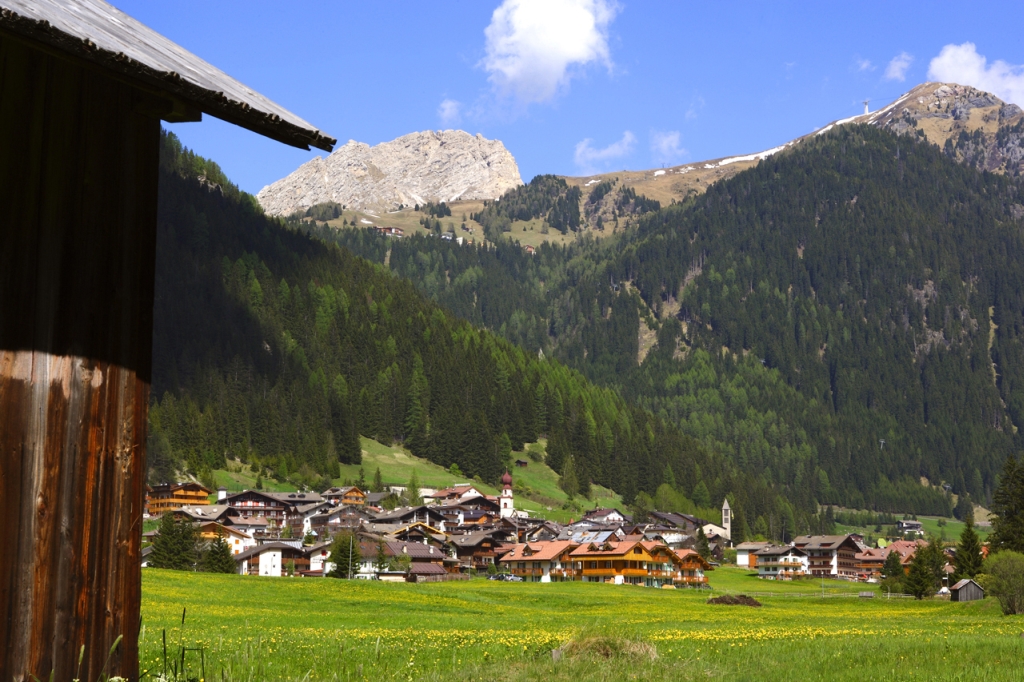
[{"x1": 511, "y1": 567, "x2": 543, "y2": 576}]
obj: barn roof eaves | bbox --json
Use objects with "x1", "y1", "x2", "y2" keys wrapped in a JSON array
[{"x1": 0, "y1": 0, "x2": 335, "y2": 152}]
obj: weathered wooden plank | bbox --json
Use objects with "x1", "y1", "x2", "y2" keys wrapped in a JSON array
[
  {"x1": 0, "y1": 0, "x2": 335, "y2": 151},
  {"x1": 0, "y1": 35, "x2": 155, "y2": 682}
]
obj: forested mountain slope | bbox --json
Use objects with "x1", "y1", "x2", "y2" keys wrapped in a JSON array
[
  {"x1": 329, "y1": 125, "x2": 1024, "y2": 515},
  {"x1": 149, "y1": 131, "x2": 766, "y2": 524}
]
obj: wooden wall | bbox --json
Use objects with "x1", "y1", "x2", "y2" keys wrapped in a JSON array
[{"x1": 0, "y1": 33, "x2": 158, "y2": 682}]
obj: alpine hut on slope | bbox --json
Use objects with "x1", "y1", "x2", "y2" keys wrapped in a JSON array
[{"x1": 0, "y1": 3, "x2": 334, "y2": 681}]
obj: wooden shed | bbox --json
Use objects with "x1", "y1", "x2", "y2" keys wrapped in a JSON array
[
  {"x1": 0, "y1": 2, "x2": 334, "y2": 681},
  {"x1": 950, "y1": 578, "x2": 985, "y2": 602}
]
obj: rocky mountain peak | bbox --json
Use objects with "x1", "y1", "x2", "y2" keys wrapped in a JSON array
[{"x1": 257, "y1": 130, "x2": 523, "y2": 216}]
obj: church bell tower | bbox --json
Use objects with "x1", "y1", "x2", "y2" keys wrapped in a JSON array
[{"x1": 500, "y1": 471, "x2": 514, "y2": 519}]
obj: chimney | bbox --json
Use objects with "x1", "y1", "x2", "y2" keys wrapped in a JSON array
[{"x1": 218, "y1": 487, "x2": 227, "y2": 502}]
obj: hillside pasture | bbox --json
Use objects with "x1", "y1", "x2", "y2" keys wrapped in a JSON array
[{"x1": 141, "y1": 568, "x2": 1023, "y2": 682}]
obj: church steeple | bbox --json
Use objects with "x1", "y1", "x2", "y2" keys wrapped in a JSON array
[
  {"x1": 500, "y1": 470, "x2": 514, "y2": 519},
  {"x1": 722, "y1": 498, "x2": 732, "y2": 542}
]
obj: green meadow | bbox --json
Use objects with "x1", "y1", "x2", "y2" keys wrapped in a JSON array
[{"x1": 140, "y1": 567, "x2": 1023, "y2": 681}]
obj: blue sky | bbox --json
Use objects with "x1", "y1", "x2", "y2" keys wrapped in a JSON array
[{"x1": 116, "y1": 1, "x2": 1024, "y2": 194}]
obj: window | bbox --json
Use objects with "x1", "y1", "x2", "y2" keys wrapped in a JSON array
[{"x1": 634, "y1": 547, "x2": 642, "y2": 554}]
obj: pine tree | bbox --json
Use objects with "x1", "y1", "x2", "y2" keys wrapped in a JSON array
[
  {"x1": 559, "y1": 455, "x2": 579, "y2": 500},
  {"x1": 990, "y1": 455, "x2": 1024, "y2": 553},
  {"x1": 664, "y1": 464, "x2": 678, "y2": 491},
  {"x1": 696, "y1": 526, "x2": 711, "y2": 560},
  {"x1": 881, "y1": 549, "x2": 904, "y2": 581},
  {"x1": 372, "y1": 467, "x2": 384, "y2": 493},
  {"x1": 953, "y1": 510, "x2": 983, "y2": 580},
  {"x1": 202, "y1": 530, "x2": 237, "y2": 573},
  {"x1": 405, "y1": 469, "x2": 421, "y2": 506},
  {"x1": 904, "y1": 550, "x2": 934, "y2": 599},
  {"x1": 151, "y1": 514, "x2": 199, "y2": 571},
  {"x1": 328, "y1": 531, "x2": 362, "y2": 579},
  {"x1": 692, "y1": 480, "x2": 711, "y2": 509},
  {"x1": 375, "y1": 537, "x2": 389, "y2": 573}
]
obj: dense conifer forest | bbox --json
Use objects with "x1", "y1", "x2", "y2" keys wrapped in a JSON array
[
  {"x1": 324, "y1": 125, "x2": 1024, "y2": 516},
  {"x1": 152, "y1": 132, "x2": 793, "y2": 532}
]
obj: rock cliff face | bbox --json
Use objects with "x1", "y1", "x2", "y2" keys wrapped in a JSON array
[
  {"x1": 869, "y1": 83, "x2": 1024, "y2": 176},
  {"x1": 257, "y1": 130, "x2": 523, "y2": 216}
]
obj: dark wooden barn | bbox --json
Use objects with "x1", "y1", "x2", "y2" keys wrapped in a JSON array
[
  {"x1": 950, "y1": 578, "x2": 985, "y2": 602},
  {"x1": 0, "y1": 2, "x2": 334, "y2": 680}
]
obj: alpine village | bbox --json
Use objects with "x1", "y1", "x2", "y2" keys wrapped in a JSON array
[{"x1": 3, "y1": 1, "x2": 1024, "y2": 681}]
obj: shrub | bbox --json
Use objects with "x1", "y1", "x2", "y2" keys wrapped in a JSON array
[{"x1": 984, "y1": 550, "x2": 1024, "y2": 615}]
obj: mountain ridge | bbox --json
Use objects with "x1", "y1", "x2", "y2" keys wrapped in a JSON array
[
  {"x1": 563, "y1": 82, "x2": 1024, "y2": 216},
  {"x1": 257, "y1": 129, "x2": 522, "y2": 216}
]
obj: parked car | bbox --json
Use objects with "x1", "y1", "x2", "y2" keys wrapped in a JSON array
[{"x1": 505, "y1": 574, "x2": 524, "y2": 582}]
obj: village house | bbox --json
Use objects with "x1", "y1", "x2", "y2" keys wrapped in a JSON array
[
  {"x1": 498, "y1": 541, "x2": 579, "y2": 582},
  {"x1": 791, "y1": 535, "x2": 860, "y2": 579},
  {"x1": 753, "y1": 545, "x2": 809, "y2": 580},
  {"x1": 569, "y1": 539, "x2": 683, "y2": 587},
  {"x1": 426, "y1": 484, "x2": 486, "y2": 504},
  {"x1": 449, "y1": 529, "x2": 507, "y2": 571},
  {"x1": 734, "y1": 541, "x2": 771, "y2": 568},
  {"x1": 855, "y1": 547, "x2": 888, "y2": 580},
  {"x1": 648, "y1": 511, "x2": 705, "y2": 535},
  {"x1": 880, "y1": 539, "x2": 929, "y2": 574},
  {"x1": 195, "y1": 521, "x2": 256, "y2": 555},
  {"x1": 673, "y1": 548, "x2": 712, "y2": 587},
  {"x1": 222, "y1": 490, "x2": 290, "y2": 526},
  {"x1": 145, "y1": 482, "x2": 212, "y2": 516},
  {"x1": 387, "y1": 522, "x2": 449, "y2": 551},
  {"x1": 307, "y1": 504, "x2": 374, "y2": 538},
  {"x1": 896, "y1": 519, "x2": 925, "y2": 536},
  {"x1": 234, "y1": 542, "x2": 309, "y2": 577},
  {"x1": 322, "y1": 486, "x2": 367, "y2": 506},
  {"x1": 225, "y1": 515, "x2": 271, "y2": 539},
  {"x1": 171, "y1": 504, "x2": 237, "y2": 526},
  {"x1": 525, "y1": 521, "x2": 564, "y2": 543},
  {"x1": 373, "y1": 505, "x2": 448, "y2": 530},
  {"x1": 582, "y1": 508, "x2": 630, "y2": 525}
]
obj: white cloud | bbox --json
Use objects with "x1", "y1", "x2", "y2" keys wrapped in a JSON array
[
  {"x1": 685, "y1": 95, "x2": 705, "y2": 121},
  {"x1": 855, "y1": 57, "x2": 874, "y2": 72},
  {"x1": 438, "y1": 99, "x2": 462, "y2": 126},
  {"x1": 928, "y1": 43, "x2": 1024, "y2": 106},
  {"x1": 885, "y1": 52, "x2": 914, "y2": 81},
  {"x1": 574, "y1": 131, "x2": 635, "y2": 174},
  {"x1": 482, "y1": 0, "x2": 618, "y2": 105},
  {"x1": 650, "y1": 131, "x2": 687, "y2": 165}
]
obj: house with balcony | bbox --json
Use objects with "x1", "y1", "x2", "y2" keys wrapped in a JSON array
[
  {"x1": 321, "y1": 486, "x2": 367, "y2": 506},
  {"x1": 753, "y1": 545, "x2": 809, "y2": 580},
  {"x1": 449, "y1": 529, "x2": 507, "y2": 571},
  {"x1": 498, "y1": 541, "x2": 579, "y2": 582},
  {"x1": 569, "y1": 539, "x2": 682, "y2": 587},
  {"x1": 145, "y1": 482, "x2": 213, "y2": 516},
  {"x1": 673, "y1": 548, "x2": 712, "y2": 587},
  {"x1": 791, "y1": 535, "x2": 860, "y2": 579},
  {"x1": 195, "y1": 521, "x2": 256, "y2": 555}
]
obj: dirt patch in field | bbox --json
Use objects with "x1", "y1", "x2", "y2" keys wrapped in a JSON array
[{"x1": 707, "y1": 594, "x2": 762, "y2": 607}]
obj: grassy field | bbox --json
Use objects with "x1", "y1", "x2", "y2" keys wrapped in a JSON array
[
  {"x1": 140, "y1": 567, "x2": 1023, "y2": 681},
  {"x1": 834, "y1": 514, "x2": 991, "y2": 544}
]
